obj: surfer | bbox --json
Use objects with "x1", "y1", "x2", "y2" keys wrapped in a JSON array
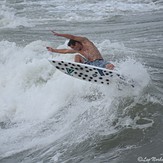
[{"x1": 46, "y1": 31, "x2": 115, "y2": 70}]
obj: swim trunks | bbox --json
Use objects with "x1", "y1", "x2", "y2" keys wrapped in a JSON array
[{"x1": 84, "y1": 59, "x2": 110, "y2": 68}]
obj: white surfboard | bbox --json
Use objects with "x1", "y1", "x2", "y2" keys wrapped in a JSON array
[{"x1": 49, "y1": 59, "x2": 135, "y2": 87}]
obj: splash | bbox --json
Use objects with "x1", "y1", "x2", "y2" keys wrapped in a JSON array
[{"x1": 0, "y1": 40, "x2": 151, "y2": 160}]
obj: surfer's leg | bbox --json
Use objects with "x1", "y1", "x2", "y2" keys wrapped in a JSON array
[
  {"x1": 92, "y1": 60, "x2": 115, "y2": 70},
  {"x1": 74, "y1": 54, "x2": 88, "y2": 63}
]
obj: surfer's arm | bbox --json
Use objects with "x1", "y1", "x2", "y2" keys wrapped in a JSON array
[
  {"x1": 46, "y1": 47, "x2": 76, "y2": 54},
  {"x1": 51, "y1": 31, "x2": 87, "y2": 42}
]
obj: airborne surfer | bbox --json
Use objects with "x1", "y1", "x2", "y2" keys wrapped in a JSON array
[{"x1": 46, "y1": 31, "x2": 114, "y2": 70}]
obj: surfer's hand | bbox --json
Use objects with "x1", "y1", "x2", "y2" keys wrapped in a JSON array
[
  {"x1": 106, "y1": 63, "x2": 115, "y2": 70},
  {"x1": 46, "y1": 47, "x2": 54, "y2": 52},
  {"x1": 51, "y1": 31, "x2": 60, "y2": 36}
]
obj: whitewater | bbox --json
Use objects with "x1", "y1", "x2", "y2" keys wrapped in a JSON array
[{"x1": 0, "y1": 0, "x2": 163, "y2": 163}]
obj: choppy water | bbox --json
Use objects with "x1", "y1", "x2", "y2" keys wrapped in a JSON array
[{"x1": 0, "y1": 0, "x2": 163, "y2": 163}]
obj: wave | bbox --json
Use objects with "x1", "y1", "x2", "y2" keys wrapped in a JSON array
[
  {"x1": 0, "y1": 3, "x2": 33, "y2": 29},
  {"x1": 0, "y1": 39, "x2": 150, "y2": 122},
  {"x1": 0, "y1": 39, "x2": 153, "y2": 161},
  {"x1": 0, "y1": 0, "x2": 162, "y2": 28}
]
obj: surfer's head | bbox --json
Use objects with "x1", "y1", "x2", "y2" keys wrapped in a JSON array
[{"x1": 68, "y1": 39, "x2": 82, "y2": 51}]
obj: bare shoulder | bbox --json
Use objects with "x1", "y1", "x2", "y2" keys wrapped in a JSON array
[
  {"x1": 82, "y1": 37, "x2": 92, "y2": 44},
  {"x1": 82, "y1": 38, "x2": 96, "y2": 48}
]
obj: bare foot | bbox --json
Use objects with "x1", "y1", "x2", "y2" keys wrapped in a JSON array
[{"x1": 105, "y1": 63, "x2": 115, "y2": 70}]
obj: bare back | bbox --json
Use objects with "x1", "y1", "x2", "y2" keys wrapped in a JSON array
[{"x1": 79, "y1": 39, "x2": 103, "y2": 61}]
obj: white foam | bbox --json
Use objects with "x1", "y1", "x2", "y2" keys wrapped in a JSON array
[
  {"x1": 0, "y1": 39, "x2": 150, "y2": 122},
  {"x1": 0, "y1": 40, "x2": 151, "y2": 156}
]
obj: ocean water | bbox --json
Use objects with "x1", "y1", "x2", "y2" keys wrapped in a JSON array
[{"x1": 0, "y1": 0, "x2": 163, "y2": 163}]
